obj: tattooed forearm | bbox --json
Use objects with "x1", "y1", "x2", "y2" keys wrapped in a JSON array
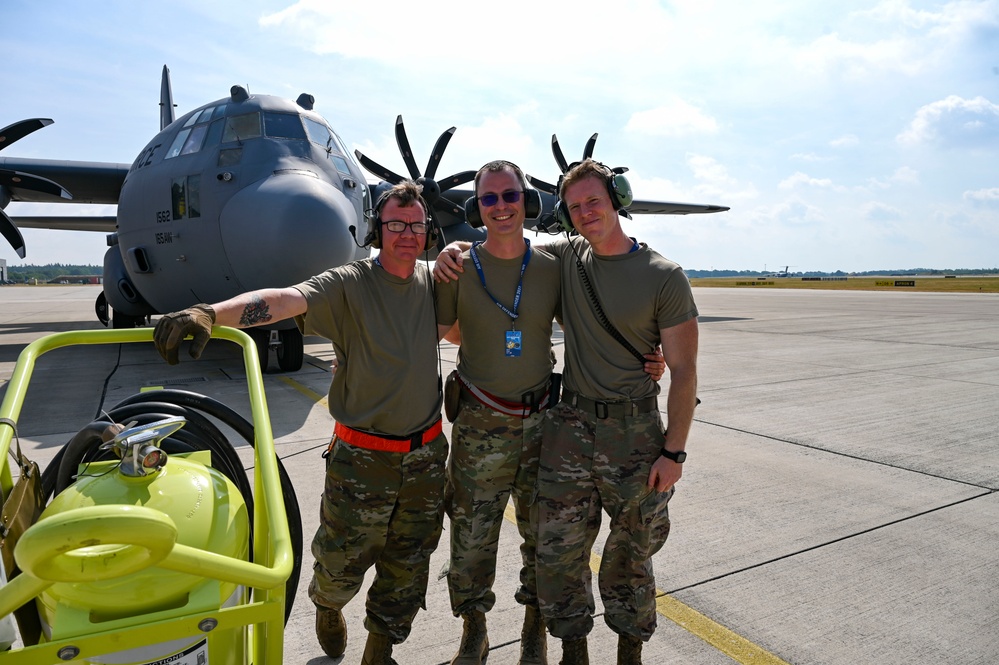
[{"x1": 239, "y1": 295, "x2": 273, "y2": 327}]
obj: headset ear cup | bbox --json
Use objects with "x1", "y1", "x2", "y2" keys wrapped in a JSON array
[
  {"x1": 464, "y1": 197, "x2": 483, "y2": 228},
  {"x1": 609, "y1": 173, "x2": 634, "y2": 208},
  {"x1": 554, "y1": 200, "x2": 574, "y2": 233},
  {"x1": 525, "y1": 189, "x2": 542, "y2": 219}
]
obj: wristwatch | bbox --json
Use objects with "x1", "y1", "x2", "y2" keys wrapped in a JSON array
[{"x1": 659, "y1": 447, "x2": 687, "y2": 464}]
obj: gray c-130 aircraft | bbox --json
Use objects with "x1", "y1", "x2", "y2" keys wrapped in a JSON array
[{"x1": 0, "y1": 66, "x2": 729, "y2": 372}]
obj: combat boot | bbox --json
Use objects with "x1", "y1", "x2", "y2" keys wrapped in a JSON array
[
  {"x1": 315, "y1": 606, "x2": 346, "y2": 658},
  {"x1": 361, "y1": 632, "x2": 398, "y2": 665},
  {"x1": 617, "y1": 633, "x2": 643, "y2": 665},
  {"x1": 559, "y1": 637, "x2": 588, "y2": 665},
  {"x1": 519, "y1": 605, "x2": 548, "y2": 665},
  {"x1": 451, "y1": 610, "x2": 489, "y2": 664}
]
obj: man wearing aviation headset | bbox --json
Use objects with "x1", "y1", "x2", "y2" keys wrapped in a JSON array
[
  {"x1": 434, "y1": 159, "x2": 677, "y2": 665},
  {"x1": 154, "y1": 180, "x2": 453, "y2": 665},
  {"x1": 435, "y1": 158, "x2": 697, "y2": 665}
]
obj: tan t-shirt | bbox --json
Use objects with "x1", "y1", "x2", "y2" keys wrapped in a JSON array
[
  {"x1": 293, "y1": 259, "x2": 442, "y2": 435},
  {"x1": 435, "y1": 242, "x2": 561, "y2": 401},
  {"x1": 545, "y1": 237, "x2": 698, "y2": 401}
]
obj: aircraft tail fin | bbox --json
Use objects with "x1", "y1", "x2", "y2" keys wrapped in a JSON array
[{"x1": 160, "y1": 65, "x2": 175, "y2": 131}]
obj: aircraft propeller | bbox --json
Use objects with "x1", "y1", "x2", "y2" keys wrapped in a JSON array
[
  {"x1": 354, "y1": 115, "x2": 475, "y2": 219},
  {"x1": 526, "y1": 132, "x2": 628, "y2": 196},
  {"x1": 0, "y1": 118, "x2": 74, "y2": 258}
]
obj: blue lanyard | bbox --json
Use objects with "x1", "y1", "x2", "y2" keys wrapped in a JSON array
[{"x1": 470, "y1": 240, "x2": 532, "y2": 327}]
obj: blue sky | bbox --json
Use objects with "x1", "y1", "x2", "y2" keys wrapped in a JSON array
[{"x1": 3, "y1": 0, "x2": 997, "y2": 272}]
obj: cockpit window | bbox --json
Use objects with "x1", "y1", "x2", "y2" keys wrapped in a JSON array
[
  {"x1": 264, "y1": 112, "x2": 307, "y2": 140},
  {"x1": 223, "y1": 113, "x2": 262, "y2": 143},
  {"x1": 304, "y1": 118, "x2": 355, "y2": 176},
  {"x1": 166, "y1": 105, "x2": 226, "y2": 159}
]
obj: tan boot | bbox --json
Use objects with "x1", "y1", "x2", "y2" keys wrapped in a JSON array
[
  {"x1": 519, "y1": 605, "x2": 548, "y2": 665},
  {"x1": 451, "y1": 610, "x2": 489, "y2": 664},
  {"x1": 315, "y1": 606, "x2": 346, "y2": 658},
  {"x1": 559, "y1": 637, "x2": 588, "y2": 665},
  {"x1": 360, "y1": 632, "x2": 397, "y2": 665},
  {"x1": 617, "y1": 633, "x2": 643, "y2": 665}
]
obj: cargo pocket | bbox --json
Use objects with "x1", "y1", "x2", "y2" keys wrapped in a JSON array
[{"x1": 635, "y1": 487, "x2": 673, "y2": 559}]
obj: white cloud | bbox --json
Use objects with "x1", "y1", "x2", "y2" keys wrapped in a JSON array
[
  {"x1": 897, "y1": 95, "x2": 999, "y2": 146},
  {"x1": 625, "y1": 100, "x2": 719, "y2": 138},
  {"x1": 779, "y1": 172, "x2": 844, "y2": 191},
  {"x1": 830, "y1": 134, "x2": 859, "y2": 148},
  {"x1": 964, "y1": 187, "x2": 999, "y2": 205},
  {"x1": 862, "y1": 201, "x2": 903, "y2": 220}
]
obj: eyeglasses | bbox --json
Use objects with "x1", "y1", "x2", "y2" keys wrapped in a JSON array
[
  {"x1": 477, "y1": 190, "x2": 523, "y2": 207},
  {"x1": 381, "y1": 220, "x2": 429, "y2": 234}
]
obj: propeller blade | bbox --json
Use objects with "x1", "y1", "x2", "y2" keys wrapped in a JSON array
[
  {"x1": 526, "y1": 174, "x2": 558, "y2": 195},
  {"x1": 0, "y1": 168, "x2": 73, "y2": 200},
  {"x1": 434, "y1": 198, "x2": 465, "y2": 218},
  {"x1": 0, "y1": 118, "x2": 54, "y2": 152},
  {"x1": 437, "y1": 170, "x2": 475, "y2": 192},
  {"x1": 0, "y1": 209, "x2": 27, "y2": 258},
  {"x1": 551, "y1": 135, "x2": 569, "y2": 174},
  {"x1": 424, "y1": 127, "x2": 456, "y2": 180},
  {"x1": 354, "y1": 150, "x2": 403, "y2": 184},
  {"x1": 582, "y1": 133, "x2": 598, "y2": 161},
  {"x1": 394, "y1": 116, "x2": 421, "y2": 180}
]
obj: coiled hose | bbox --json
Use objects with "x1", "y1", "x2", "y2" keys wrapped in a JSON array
[{"x1": 38, "y1": 389, "x2": 303, "y2": 625}]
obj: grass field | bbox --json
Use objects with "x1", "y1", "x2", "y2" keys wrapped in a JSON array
[{"x1": 689, "y1": 275, "x2": 999, "y2": 293}]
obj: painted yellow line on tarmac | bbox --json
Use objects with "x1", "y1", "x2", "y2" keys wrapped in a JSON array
[
  {"x1": 502, "y1": 503, "x2": 789, "y2": 665},
  {"x1": 279, "y1": 376, "x2": 327, "y2": 407}
]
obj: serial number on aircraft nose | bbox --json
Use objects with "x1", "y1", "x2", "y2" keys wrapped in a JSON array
[
  {"x1": 156, "y1": 232, "x2": 174, "y2": 244},
  {"x1": 156, "y1": 210, "x2": 170, "y2": 224}
]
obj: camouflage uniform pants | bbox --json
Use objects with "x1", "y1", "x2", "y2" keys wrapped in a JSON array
[
  {"x1": 447, "y1": 399, "x2": 545, "y2": 616},
  {"x1": 309, "y1": 433, "x2": 448, "y2": 643},
  {"x1": 535, "y1": 403, "x2": 673, "y2": 641}
]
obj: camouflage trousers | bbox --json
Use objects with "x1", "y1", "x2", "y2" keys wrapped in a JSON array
[
  {"x1": 309, "y1": 433, "x2": 448, "y2": 643},
  {"x1": 447, "y1": 399, "x2": 545, "y2": 616},
  {"x1": 534, "y1": 403, "x2": 673, "y2": 641}
]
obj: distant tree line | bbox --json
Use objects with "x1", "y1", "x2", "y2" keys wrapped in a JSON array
[
  {"x1": 685, "y1": 268, "x2": 997, "y2": 278},
  {"x1": 6, "y1": 264, "x2": 102, "y2": 283},
  {"x1": 5, "y1": 264, "x2": 995, "y2": 283}
]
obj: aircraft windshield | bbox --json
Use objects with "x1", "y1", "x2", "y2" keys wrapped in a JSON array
[
  {"x1": 263, "y1": 112, "x2": 307, "y2": 140},
  {"x1": 304, "y1": 117, "x2": 355, "y2": 176}
]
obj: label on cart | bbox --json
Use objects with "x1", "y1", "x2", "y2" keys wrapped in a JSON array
[{"x1": 141, "y1": 638, "x2": 208, "y2": 665}]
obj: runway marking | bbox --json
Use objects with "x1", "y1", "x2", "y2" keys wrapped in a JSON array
[
  {"x1": 283, "y1": 375, "x2": 788, "y2": 664},
  {"x1": 278, "y1": 376, "x2": 327, "y2": 407},
  {"x1": 503, "y1": 503, "x2": 789, "y2": 665}
]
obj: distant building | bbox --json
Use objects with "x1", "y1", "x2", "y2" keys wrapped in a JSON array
[{"x1": 0, "y1": 258, "x2": 6, "y2": 283}]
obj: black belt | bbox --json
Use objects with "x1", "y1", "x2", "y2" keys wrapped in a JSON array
[{"x1": 561, "y1": 389, "x2": 659, "y2": 420}]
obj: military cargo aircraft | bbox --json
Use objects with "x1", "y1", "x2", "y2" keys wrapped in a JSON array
[{"x1": 0, "y1": 66, "x2": 728, "y2": 372}]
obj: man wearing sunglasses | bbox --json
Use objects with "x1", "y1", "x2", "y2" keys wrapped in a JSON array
[
  {"x1": 153, "y1": 180, "x2": 453, "y2": 665},
  {"x1": 434, "y1": 158, "x2": 693, "y2": 665},
  {"x1": 435, "y1": 160, "x2": 561, "y2": 665}
]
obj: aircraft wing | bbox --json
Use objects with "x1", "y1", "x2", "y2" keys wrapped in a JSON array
[
  {"x1": 0, "y1": 157, "x2": 128, "y2": 204},
  {"x1": 627, "y1": 199, "x2": 731, "y2": 215},
  {"x1": 9, "y1": 215, "x2": 117, "y2": 232}
]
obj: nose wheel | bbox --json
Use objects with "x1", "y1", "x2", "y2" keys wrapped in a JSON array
[{"x1": 246, "y1": 328, "x2": 304, "y2": 372}]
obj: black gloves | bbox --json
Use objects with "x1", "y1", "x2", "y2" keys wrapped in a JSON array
[{"x1": 153, "y1": 304, "x2": 216, "y2": 365}]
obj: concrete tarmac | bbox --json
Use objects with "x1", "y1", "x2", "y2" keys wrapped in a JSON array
[{"x1": 1, "y1": 285, "x2": 996, "y2": 664}]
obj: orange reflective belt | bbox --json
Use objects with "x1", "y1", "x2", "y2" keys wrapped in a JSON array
[{"x1": 333, "y1": 418, "x2": 443, "y2": 453}]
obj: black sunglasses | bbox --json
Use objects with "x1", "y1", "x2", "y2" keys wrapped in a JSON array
[{"x1": 478, "y1": 190, "x2": 523, "y2": 207}]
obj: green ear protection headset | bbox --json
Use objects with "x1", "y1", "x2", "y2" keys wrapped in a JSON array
[{"x1": 553, "y1": 163, "x2": 633, "y2": 233}]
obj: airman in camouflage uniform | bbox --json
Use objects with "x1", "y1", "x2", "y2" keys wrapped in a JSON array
[
  {"x1": 535, "y1": 160, "x2": 699, "y2": 665},
  {"x1": 436, "y1": 161, "x2": 561, "y2": 665},
  {"x1": 154, "y1": 180, "x2": 453, "y2": 665}
]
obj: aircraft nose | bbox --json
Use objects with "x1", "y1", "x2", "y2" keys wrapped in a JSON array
[{"x1": 219, "y1": 171, "x2": 364, "y2": 290}]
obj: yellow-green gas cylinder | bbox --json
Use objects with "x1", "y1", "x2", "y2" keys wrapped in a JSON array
[{"x1": 33, "y1": 450, "x2": 250, "y2": 665}]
